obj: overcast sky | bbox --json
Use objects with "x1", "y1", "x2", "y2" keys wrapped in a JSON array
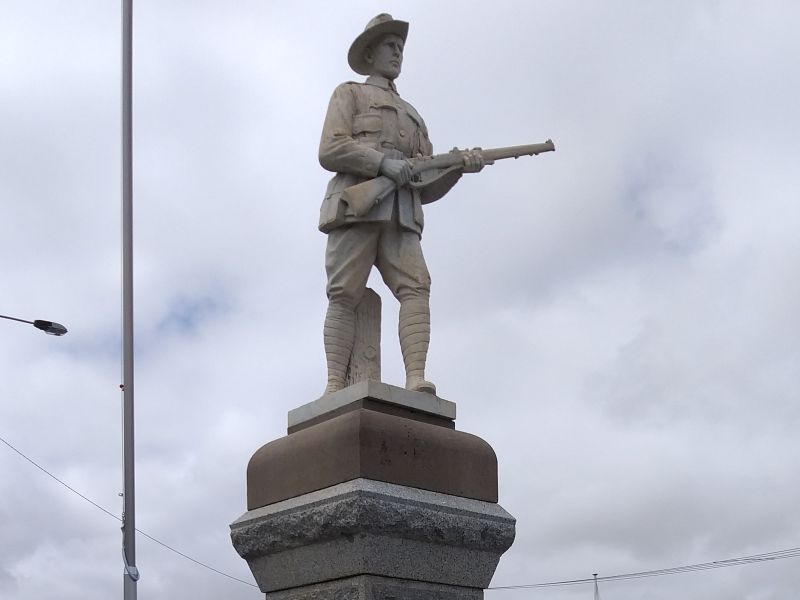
[{"x1": 1, "y1": 1, "x2": 799, "y2": 599}]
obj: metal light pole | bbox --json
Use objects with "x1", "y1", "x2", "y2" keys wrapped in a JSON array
[
  {"x1": 121, "y1": 0, "x2": 138, "y2": 598},
  {"x1": 0, "y1": 314, "x2": 68, "y2": 336}
]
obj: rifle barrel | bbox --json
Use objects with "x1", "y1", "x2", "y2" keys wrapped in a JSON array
[
  {"x1": 482, "y1": 140, "x2": 555, "y2": 162},
  {"x1": 411, "y1": 139, "x2": 555, "y2": 175}
]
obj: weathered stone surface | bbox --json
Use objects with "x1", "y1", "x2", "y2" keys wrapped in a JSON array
[
  {"x1": 267, "y1": 575, "x2": 483, "y2": 600},
  {"x1": 345, "y1": 288, "x2": 381, "y2": 386},
  {"x1": 290, "y1": 396, "x2": 456, "y2": 435},
  {"x1": 318, "y1": 15, "x2": 553, "y2": 396},
  {"x1": 289, "y1": 380, "x2": 456, "y2": 431},
  {"x1": 231, "y1": 479, "x2": 515, "y2": 592},
  {"x1": 248, "y1": 409, "x2": 497, "y2": 509}
]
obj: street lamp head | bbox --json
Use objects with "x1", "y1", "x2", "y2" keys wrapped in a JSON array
[
  {"x1": 33, "y1": 320, "x2": 68, "y2": 336},
  {"x1": 1, "y1": 314, "x2": 67, "y2": 336}
]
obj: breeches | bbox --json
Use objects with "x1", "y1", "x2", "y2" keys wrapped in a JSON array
[{"x1": 325, "y1": 221, "x2": 431, "y2": 306}]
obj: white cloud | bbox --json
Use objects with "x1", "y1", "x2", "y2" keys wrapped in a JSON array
[{"x1": 1, "y1": 2, "x2": 799, "y2": 599}]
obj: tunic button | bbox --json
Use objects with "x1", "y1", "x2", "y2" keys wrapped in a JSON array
[{"x1": 399, "y1": 130, "x2": 406, "y2": 137}]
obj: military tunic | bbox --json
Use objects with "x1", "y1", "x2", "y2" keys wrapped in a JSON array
[
  {"x1": 319, "y1": 75, "x2": 437, "y2": 306},
  {"x1": 318, "y1": 75, "x2": 434, "y2": 235}
]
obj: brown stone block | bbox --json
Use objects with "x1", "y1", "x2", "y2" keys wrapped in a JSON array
[{"x1": 247, "y1": 409, "x2": 498, "y2": 510}]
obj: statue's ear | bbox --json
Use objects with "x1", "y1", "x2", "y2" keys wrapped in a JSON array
[{"x1": 363, "y1": 46, "x2": 374, "y2": 66}]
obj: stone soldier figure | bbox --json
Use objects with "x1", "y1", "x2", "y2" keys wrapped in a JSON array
[{"x1": 319, "y1": 14, "x2": 482, "y2": 396}]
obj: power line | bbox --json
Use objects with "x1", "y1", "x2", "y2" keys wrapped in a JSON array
[
  {"x1": 1, "y1": 434, "x2": 120, "y2": 521},
  {"x1": 134, "y1": 528, "x2": 258, "y2": 588},
  {"x1": 4, "y1": 433, "x2": 800, "y2": 593},
  {"x1": 0, "y1": 434, "x2": 258, "y2": 590},
  {"x1": 488, "y1": 546, "x2": 800, "y2": 590}
]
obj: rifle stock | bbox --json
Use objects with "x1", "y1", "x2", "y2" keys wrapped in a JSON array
[
  {"x1": 341, "y1": 139, "x2": 555, "y2": 217},
  {"x1": 341, "y1": 176, "x2": 397, "y2": 217}
]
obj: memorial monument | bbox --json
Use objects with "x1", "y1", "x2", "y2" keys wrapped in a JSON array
[{"x1": 231, "y1": 13, "x2": 554, "y2": 600}]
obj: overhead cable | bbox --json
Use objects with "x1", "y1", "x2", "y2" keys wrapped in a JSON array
[
  {"x1": 0, "y1": 434, "x2": 258, "y2": 589},
  {"x1": 3, "y1": 433, "x2": 798, "y2": 593},
  {"x1": 488, "y1": 546, "x2": 800, "y2": 590}
]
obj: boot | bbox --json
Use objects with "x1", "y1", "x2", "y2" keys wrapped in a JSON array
[
  {"x1": 399, "y1": 297, "x2": 436, "y2": 395},
  {"x1": 323, "y1": 300, "x2": 355, "y2": 394}
]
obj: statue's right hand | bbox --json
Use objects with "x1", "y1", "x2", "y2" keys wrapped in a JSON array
[{"x1": 379, "y1": 158, "x2": 412, "y2": 186}]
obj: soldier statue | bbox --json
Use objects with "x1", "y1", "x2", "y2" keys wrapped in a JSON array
[{"x1": 318, "y1": 14, "x2": 485, "y2": 396}]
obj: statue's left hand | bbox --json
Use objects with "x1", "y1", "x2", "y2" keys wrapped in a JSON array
[{"x1": 462, "y1": 148, "x2": 485, "y2": 173}]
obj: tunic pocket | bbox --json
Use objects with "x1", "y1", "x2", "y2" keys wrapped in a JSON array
[{"x1": 352, "y1": 112, "x2": 382, "y2": 136}]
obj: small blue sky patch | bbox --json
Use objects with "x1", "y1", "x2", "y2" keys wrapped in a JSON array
[{"x1": 156, "y1": 293, "x2": 228, "y2": 337}]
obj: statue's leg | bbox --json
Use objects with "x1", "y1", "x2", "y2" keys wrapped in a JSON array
[
  {"x1": 324, "y1": 224, "x2": 378, "y2": 394},
  {"x1": 376, "y1": 226, "x2": 436, "y2": 395},
  {"x1": 323, "y1": 299, "x2": 355, "y2": 394},
  {"x1": 398, "y1": 293, "x2": 435, "y2": 394}
]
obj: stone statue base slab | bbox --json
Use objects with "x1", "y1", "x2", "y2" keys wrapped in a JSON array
[
  {"x1": 230, "y1": 478, "x2": 515, "y2": 593},
  {"x1": 267, "y1": 575, "x2": 484, "y2": 600},
  {"x1": 288, "y1": 379, "x2": 456, "y2": 432}
]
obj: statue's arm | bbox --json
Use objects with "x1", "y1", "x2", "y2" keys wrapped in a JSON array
[{"x1": 318, "y1": 84, "x2": 385, "y2": 179}]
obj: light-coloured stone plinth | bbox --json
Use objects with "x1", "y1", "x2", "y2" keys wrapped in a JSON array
[{"x1": 288, "y1": 380, "x2": 456, "y2": 430}]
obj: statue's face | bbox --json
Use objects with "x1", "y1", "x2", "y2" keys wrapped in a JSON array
[{"x1": 365, "y1": 34, "x2": 404, "y2": 80}]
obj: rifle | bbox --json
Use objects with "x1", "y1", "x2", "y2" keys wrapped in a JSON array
[{"x1": 341, "y1": 139, "x2": 555, "y2": 217}]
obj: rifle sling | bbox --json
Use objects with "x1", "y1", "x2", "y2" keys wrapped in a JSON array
[{"x1": 407, "y1": 165, "x2": 463, "y2": 189}]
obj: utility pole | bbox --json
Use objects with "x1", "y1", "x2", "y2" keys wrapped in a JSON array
[{"x1": 121, "y1": 1, "x2": 138, "y2": 598}]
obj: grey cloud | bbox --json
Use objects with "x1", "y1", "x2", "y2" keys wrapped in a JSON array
[{"x1": 2, "y1": 2, "x2": 799, "y2": 600}]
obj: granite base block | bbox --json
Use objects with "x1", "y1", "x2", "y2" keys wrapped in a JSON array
[
  {"x1": 267, "y1": 575, "x2": 483, "y2": 600},
  {"x1": 230, "y1": 479, "x2": 515, "y2": 592}
]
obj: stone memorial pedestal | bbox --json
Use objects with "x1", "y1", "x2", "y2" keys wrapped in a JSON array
[{"x1": 231, "y1": 381, "x2": 515, "y2": 599}]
